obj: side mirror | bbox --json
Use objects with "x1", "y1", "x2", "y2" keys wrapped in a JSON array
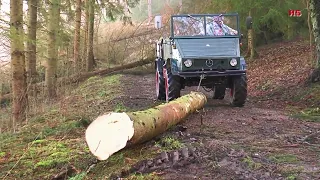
[
  {"x1": 246, "y1": 16, "x2": 253, "y2": 30},
  {"x1": 155, "y1": 15, "x2": 162, "y2": 29}
]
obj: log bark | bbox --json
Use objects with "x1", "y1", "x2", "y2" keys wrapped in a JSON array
[
  {"x1": 0, "y1": 58, "x2": 154, "y2": 103},
  {"x1": 85, "y1": 92, "x2": 207, "y2": 160}
]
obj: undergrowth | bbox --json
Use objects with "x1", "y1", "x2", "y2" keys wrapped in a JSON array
[{"x1": 0, "y1": 74, "x2": 128, "y2": 179}]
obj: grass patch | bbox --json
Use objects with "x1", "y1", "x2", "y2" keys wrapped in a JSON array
[
  {"x1": 126, "y1": 172, "x2": 162, "y2": 180},
  {"x1": 292, "y1": 108, "x2": 320, "y2": 122},
  {"x1": 269, "y1": 154, "x2": 299, "y2": 164}
]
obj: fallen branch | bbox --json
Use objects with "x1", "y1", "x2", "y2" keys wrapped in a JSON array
[
  {"x1": 85, "y1": 91, "x2": 207, "y2": 160},
  {"x1": 0, "y1": 58, "x2": 153, "y2": 103}
]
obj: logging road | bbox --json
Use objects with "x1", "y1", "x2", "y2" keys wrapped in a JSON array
[{"x1": 116, "y1": 72, "x2": 320, "y2": 180}]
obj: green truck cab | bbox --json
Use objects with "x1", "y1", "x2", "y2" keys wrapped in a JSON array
[{"x1": 155, "y1": 13, "x2": 247, "y2": 107}]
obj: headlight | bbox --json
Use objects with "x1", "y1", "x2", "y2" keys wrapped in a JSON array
[
  {"x1": 184, "y1": 59, "x2": 193, "y2": 67},
  {"x1": 230, "y1": 58, "x2": 237, "y2": 67}
]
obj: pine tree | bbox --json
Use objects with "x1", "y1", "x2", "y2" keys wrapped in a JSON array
[
  {"x1": 46, "y1": 0, "x2": 61, "y2": 98},
  {"x1": 74, "y1": 0, "x2": 81, "y2": 71},
  {"x1": 26, "y1": 0, "x2": 38, "y2": 88},
  {"x1": 86, "y1": 0, "x2": 95, "y2": 71},
  {"x1": 10, "y1": 0, "x2": 28, "y2": 125}
]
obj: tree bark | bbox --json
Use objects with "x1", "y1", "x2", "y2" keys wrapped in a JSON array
[
  {"x1": 0, "y1": 58, "x2": 154, "y2": 103},
  {"x1": 306, "y1": 0, "x2": 314, "y2": 48},
  {"x1": 74, "y1": 0, "x2": 81, "y2": 72},
  {"x1": 83, "y1": 0, "x2": 89, "y2": 69},
  {"x1": 245, "y1": 10, "x2": 258, "y2": 59},
  {"x1": 26, "y1": 0, "x2": 38, "y2": 87},
  {"x1": 147, "y1": 0, "x2": 152, "y2": 24},
  {"x1": 26, "y1": 0, "x2": 38, "y2": 100},
  {"x1": 310, "y1": 0, "x2": 320, "y2": 68},
  {"x1": 85, "y1": 91, "x2": 207, "y2": 160},
  {"x1": 179, "y1": 0, "x2": 183, "y2": 13},
  {"x1": 309, "y1": 0, "x2": 320, "y2": 82},
  {"x1": 46, "y1": 0, "x2": 60, "y2": 99},
  {"x1": 10, "y1": 0, "x2": 28, "y2": 124},
  {"x1": 86, "y1": 0, "x2": 94, "y2": 72}
]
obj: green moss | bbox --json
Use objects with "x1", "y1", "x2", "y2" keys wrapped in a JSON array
[
  {"x1": 32, "y1": 139, "x2": 47, "y2": 144},
  {"x1": 126, "y1": 173, "x2": 162, "y2": 180},
  {"x1": 69, "y1": 172, "x2": 87, "y2": 180},
  {"x1": 286, "y1": 174, "x2": 297, "y2": 180},
  {"x1": 269, "y1": 154, "x2": 299, "y2": 164},
  {"x1": 278, "y1": 166, "x2": 304, "y2": 179},
  {"x1": 36, "y1": 159, "x2": 66, "y2": 168},
  {"x1": 242, "y1": 156, "x2": 262, "y2": 170},
  {"x1": 114, "y1": 103, "x2": 127, "y2": 112},
  {"x1": 0, "y1": 151, "x2": 6, "y2": 157},
  {"x1": 292, "y1": 108, "x2": 320, "y2": 122},
  {"x1": 30, "y1": 141, "x2": 73, "y2": 169},
  {"x1": 155, "y1": 136, "x2": 184, "y2": 151}
]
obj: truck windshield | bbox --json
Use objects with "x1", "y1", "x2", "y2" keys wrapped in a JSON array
[{"x1": 172, "y1": 14, "x2": 239, "y2": 37}]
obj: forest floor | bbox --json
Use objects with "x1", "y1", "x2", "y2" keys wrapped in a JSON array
[{"x1": 1, "y1": 39, "x2": 320, "y2": 180}]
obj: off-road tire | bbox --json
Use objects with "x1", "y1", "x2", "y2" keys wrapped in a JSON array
[
  {"x1": 163, "y1": 65, "x2": 181, "y2": 101},
  {"x1": 156, "y1": 67, "x2": 166, "y2": 100},
  {"x1": 230, "y1": 75, "x2": 247, "y2": 107},
  {"x1": 213, "y1": 85, "x2": 226, "y2": 99}
]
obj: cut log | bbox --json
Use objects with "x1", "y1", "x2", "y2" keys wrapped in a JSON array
[
  {"x1": 0, "y1": 58, "x2": 153, "y2": 103},
  {"x1": 85, "y1": 91, "x2": 207, "y2": 160}
]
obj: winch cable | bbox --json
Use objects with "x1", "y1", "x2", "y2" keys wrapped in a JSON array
[{"x1": 197, "y1": 74, "x2": 205, "y2": 91}]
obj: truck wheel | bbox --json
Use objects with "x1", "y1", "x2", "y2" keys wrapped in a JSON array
[
  {"x1": 163, "y1": 65, "x2": 181, "y2": 101},
  {"x1": 156, "y1": 69, "x2": 166, "y2": 100},
  {"x1": 230, "y1": 75, "x2": 247, "y2": 107},
  {"x1": 213, "y1": 85, "x2": 225, "y2": 99}
]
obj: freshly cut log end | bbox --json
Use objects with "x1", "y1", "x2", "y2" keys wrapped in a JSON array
[{"x1": 85, "y1": 112, "x2": 134, "y2": 160}]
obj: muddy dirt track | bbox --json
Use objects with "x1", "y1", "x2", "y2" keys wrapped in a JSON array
[{"x1": 116, "y1": 72, "x2": 320, "y2": 180}]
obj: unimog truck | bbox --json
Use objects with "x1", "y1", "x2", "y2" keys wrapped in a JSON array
[{"x1": 155, "y1": 13, "x2": 248, "y2": 107}]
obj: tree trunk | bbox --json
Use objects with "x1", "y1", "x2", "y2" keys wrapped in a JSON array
[
  {"x1": 86, "y1": 0, "x2": 94, "y2": 72},
  {"x1": 147, "y1": 0, "x2": 152, "y2": 24},
  {"x1": 306, "y1": 0, "x2": 314, "y2": 48},
  {"x1": 26, "y1": 0, "x2": 38, "y2": 85},
  {"x1": 85, "y1": 91, "x2": 207, "y2": 160},
  {"x1": 73, "y1": 0, "x2": 81, "y2": 72},
  {"x1": 179, "y1": 0, "x2": 183, "y2": 13},
  {"x1": 310, "y1": 0, "x2": 320, "y2": 67},
  {"x1": 10, "y1": 0, "x2": 28, "y2": 125},
  {"x1": 46, "y1": 0, "x2": 60, "y2": 99},
  {"x1": 83, "y1": 0, "x2": 89, "y2": 69},
  {"x1": 245, "y1": 10, "x2": 258, "y2": 59},
  {"x1": 309, "y1": 0, "x2": 320, "y2": 82}
]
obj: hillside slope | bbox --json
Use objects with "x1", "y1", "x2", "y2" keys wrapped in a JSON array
[{"x1": 1, "y1": 39, "x2": 319, "y2": 180}]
